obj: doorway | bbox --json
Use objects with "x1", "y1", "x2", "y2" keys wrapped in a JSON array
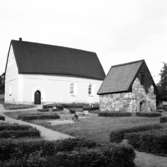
[{"x1": 34, "y1": 90, "x2": 41, "y2": 104}]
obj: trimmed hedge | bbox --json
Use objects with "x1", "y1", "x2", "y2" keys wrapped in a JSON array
[
  {"x1": 125, "y1": 129, "x2": 167, "y2": 156},
  {"x1": 0, "y1": 138, "x2": 136, "y2": 167},
  {"x1": 0, "y1": 115, "x2": 5, "y2": 121},
  {"x1": 0, "y1": 129, "x2": 40, "y2": 138},
  {"x1": 0, "y1": 123, "x2": 34, "y2": 131},
  {"x1": 99, "y1": 112, "x2": 132, "y2": 117},
  {"x1": 47, "y1": 144, "x2": 135, "y2": 167},
  {"x1": 160, "y1": 116, "x2": 167, "y2": 123},
  {"x1": 83, "y1": 103, "x2": 99, "y2": 111},
  {"x1": 136, "y1": 112, "x2": 161, "y2": 117},
  {"x1": 4, "y1": 103, "x2": 34, "y2": 110},
  {"x1": 0, "y1": 138, "x2": 97, "y2": 161},
  {"x1": 110, "y1": 124, "x2": 162, "y2": 143},
  {"x1": 18, "y1": 113, "x2": 60, "y2": 121}
]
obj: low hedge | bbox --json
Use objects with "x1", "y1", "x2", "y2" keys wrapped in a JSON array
[
  {"x1": 0, "y1": 138, "x2": 97, "y2": 161},
  {"x1": 83, "y1": 103, "x2": 99, "y2": 111},
  {"x1": 125, "y1": 129, "x2": 167, "y2": 156},
  {"x1": 110, "y1": 124, "x2": 162, "y2": 143},
  {"x1": 18, "y1": 113, "x2": 60, "y2": 121},
  {"x1": 0, "y1": 138, "x2": 136, "y2": 167},
  {"x1": 136, "y1": 112, "x2": 161, "y2": 117},
  {"x1": 0, "y1": 123, "x2": 34, "y2": 131},
  {"x1": 47, "y1": 143, "x2": 135, "y2": 167},
  {"x1": 160, "y1": 116, "x2": 167, "y2": 123},
  {"x1": 0, "y1": 115, "x2": 5, "y2": 121},
  {"x1": 4, "y1": 103, "x2": 34, "y2": 110},
  {"x1": 0, "y1": 129, "x2": 40, "y2": 139},
  {"x1": 99, "y1": 112, "x2": 132, "y2": 117}
]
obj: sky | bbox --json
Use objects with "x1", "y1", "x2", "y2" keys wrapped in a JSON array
[{"x1": 0, "y1": 0, "x2": 167, "y2": 83}]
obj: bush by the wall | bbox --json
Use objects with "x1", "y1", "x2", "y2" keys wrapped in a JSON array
[
  {"x1": 110, "y1": 124, "x2": 162, "y2": 143},
  {"x1": 160, "y1": 116, "x2": 167, "y2": 123},
  {"x1": 0, "y1": 115, "x2": 5, "y2": 121},
  {"x1": 18, "y1": 113, "x2": 60, "y2": 121},
  {"x1": 99, "y1": 112, "x2": 132, "y2": 117},
  {"x1": 136, "y1": 112, "x2": 161, "y2": 117},
  {"x1": 125, "y1": 129, "x2": 167, "y2": 156}
]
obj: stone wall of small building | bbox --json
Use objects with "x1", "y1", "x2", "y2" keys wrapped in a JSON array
[{"x1": 99, "y1": 78, "x2": 156, "y2": 112}]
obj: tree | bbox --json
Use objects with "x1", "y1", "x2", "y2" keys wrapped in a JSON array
[
  {"x1": 157, "y1": 62, "x2": 167, "y2": 101},
  {"x1": 0, "y1": 73, "x2": 5, "y2": 94}
]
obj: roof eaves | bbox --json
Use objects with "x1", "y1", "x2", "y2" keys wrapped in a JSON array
[{"x1": 97, "y1": 89, "x2": 131, "y2": 95}]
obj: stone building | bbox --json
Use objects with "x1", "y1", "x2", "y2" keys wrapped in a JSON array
[{"x1": 98, "y1": 60, "x2": 157, "y2": 112}]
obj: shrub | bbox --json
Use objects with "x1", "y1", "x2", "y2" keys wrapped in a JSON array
[
  {"x1": 110, "y1": 124, "x2": 162, "y2": 143},
  {"x1": 0, "y1": 129, "x2": 40, "y2": 138},
  {"x1": 47, "y1": 143, "x2": 135, "y2": 167},
  {"x1": 99, "y1": 112, "x2": 132, "y2": 117},
  {"x1": 0, "y1": 115, "x2": 5, "y2": 121},
  {"x1": 18, "y1": 113, "x2": 60, "y2": 121},
  {"x1": 125, "y1": 128, "x2": 167, "y2": 156},
  {"x1": 160, "y1": 116, "x2": 167, "y2": 123},
  {"x1": 136, "y1": 112, "x2": 161, "y2": 117}
]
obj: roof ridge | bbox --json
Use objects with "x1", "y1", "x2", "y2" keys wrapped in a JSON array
[
  {"x1": 11, "y1": 39, "x2": 96, "y2": 56},
  {"x1": 111, "y1": 59, "x2": 145, "y2": 68}
]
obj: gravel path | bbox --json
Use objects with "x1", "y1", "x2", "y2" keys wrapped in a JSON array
[{"x1": 0, "y1": 104, "x2": 73, "y2": 141}]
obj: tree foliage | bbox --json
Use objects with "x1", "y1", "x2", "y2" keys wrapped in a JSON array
[{"x1": 157, "y1": 63, "x2": 167, "y2": 101}]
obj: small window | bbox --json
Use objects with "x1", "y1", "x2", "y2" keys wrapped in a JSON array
[
  {"x1": 88, "y1": 84, "x2": 93, "y2": 96},
  {"x1": 70, "y1": 83, "x2": 76, "y2": 96}
]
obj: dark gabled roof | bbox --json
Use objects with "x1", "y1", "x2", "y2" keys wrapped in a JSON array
[
  {"x1": 7, "y1": 40, "x2": 105, "y2": 80},
  {"x1": 98, "y1": 60, "x2": 147, "y2": 94}
]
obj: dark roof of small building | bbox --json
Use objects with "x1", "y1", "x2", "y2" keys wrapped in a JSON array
[
  {"x1": 7, "y1": 40, "x2": 105, "y2": 80},
  {"x1": 98, "y1": 60, "x2": 149, "y2": 94}
]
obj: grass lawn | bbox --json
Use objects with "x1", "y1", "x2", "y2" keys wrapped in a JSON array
[
  {"x1": 4, "y1": 110, "x2": 167, "y2": 167},
  {"x1": 30, "y1": 114, "x2": 161, "y2": 144}
]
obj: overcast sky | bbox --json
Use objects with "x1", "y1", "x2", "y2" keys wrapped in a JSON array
[{"x1": 0, "y1": 0, "x2": 167, "y2": 83}]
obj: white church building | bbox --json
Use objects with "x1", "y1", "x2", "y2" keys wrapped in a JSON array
[{"x1": 5, "y1": 39, "x2": 105, "y2": 104}]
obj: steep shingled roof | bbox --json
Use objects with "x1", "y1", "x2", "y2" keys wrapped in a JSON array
[
  {"x1": 98, "y1": 60, "x2": 145, "y2": 94},
  {"x1": 8, "y1": 40, "x2": 105, "y2": 80}
]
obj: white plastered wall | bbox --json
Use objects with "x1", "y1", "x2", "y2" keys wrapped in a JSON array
[
  {"x1": 19, "y1": 74, "x2": 102, "y2": 104},
  {"x1": 5, "y1": 46, "x2": 20, "y2": 103}
]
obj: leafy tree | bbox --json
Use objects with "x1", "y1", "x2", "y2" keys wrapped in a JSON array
[{"x1": 157, "y1": 62, "x2": 167, "y2": 101}]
